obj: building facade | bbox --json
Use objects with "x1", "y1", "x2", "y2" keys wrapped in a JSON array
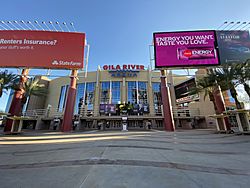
[{"x1": 19, "y1": 65, "x2": 220, "y2": 131}]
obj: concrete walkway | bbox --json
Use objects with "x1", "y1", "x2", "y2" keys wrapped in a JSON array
[{"x1": 0, "y1": 129, "x2": 249, "y2": 188}]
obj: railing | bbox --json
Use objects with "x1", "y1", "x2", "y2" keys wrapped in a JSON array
[
  {"x1": 22, "y1": 108, "x2": 64, "y2": 118},
  {"x1": 21, "y1": 106, "x2": 200, "y2": 119},
  {"x1": 172, "y1": 107, "x2": 200, "y2": 118}
]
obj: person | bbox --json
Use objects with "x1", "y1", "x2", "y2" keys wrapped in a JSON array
[
  {"x1": 53, "y1": 118, "x2": 60, "y2": 130},
  {"x1": 148, "y1": 121, "x2": 152, "y2": 129},
  {"x1": 73, "y1": 115, "x2": 79, "y2": 130}
]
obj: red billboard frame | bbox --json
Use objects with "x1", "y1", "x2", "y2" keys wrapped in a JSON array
[{"x1": 0, "y1": 30, "x2": 85, "y2": 69}]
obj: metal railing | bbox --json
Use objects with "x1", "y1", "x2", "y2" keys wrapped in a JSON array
[
  {"x1": 21, "y1": 106, "x2": 200, "y2": 119},
  {"x1": 172, "y1": 107, "x2": 200, "y2": 118},
  {"x1": 22, "y1": 108, "x2": 64, "y2": 118}
]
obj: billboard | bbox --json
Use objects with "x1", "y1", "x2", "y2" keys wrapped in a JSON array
[
  {"x1": 153, "y1": 31, "x2": 219, "y2": 68},
  {"x1": 216, "y1": 30, "x2": 250, "y2": 64},
  {"x1": 0, "y1": 30, "x2": 85, "y2": 69},
  {"x1": 174, "y1": 77, "x2": 199, "y2": 103}
]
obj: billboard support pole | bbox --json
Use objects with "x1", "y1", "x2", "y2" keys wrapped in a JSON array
[
  {"x1": 61, "y1": 69, "x2": 78, "y2": 132},
  {"x1": 160, "y1": 70, "x2": 175, "y2": 131},
  {"x1": 4, "y1": 69, "x2": 30, "y2": 132}
]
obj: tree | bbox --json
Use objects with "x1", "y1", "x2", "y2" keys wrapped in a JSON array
[
  {"x1": 233, "y1": 60, "x2": 250, "y2": 97},
  {"x1": 12, "y1": 78, "x2": 48, "y2": 110},
  {"x1": 0, "y1": 70, "x2": 17, "y2": 98},
  {"x1": 189, "y1": 70, "x2": 228, "y2": 114},
  {"x1": 212, "y1": 64, "x2": 242, "y2": 109}
]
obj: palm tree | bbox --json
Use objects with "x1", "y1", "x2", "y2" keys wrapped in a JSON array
[
  {"x1": 189, "y1": 70, "x2": 228, "y2": 114},
  {"x1": 212, "y1": 64, "x2": 242, "y2": 109},
  {"x1": 212, "y1": 64, "x2": 250, "y2": 130},
  {"x1": 20, "y1": 78, "x2": 48, "y2": 109},
  {"x1": 0, "y1": 70, "x2": 17, "y2": 98},
  {"x1": 234, "y1": 60, "x2": 250, "y2": 97}
]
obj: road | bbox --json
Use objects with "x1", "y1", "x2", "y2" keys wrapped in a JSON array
[{"x1": 0, "y1": 129, "x2": 250, "y2": 188}]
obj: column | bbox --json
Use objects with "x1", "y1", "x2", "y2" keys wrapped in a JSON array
[
  {"x1": 161, "y1": 70, "x2": 175, "y2": 131},
  {"x1": 61, "y1": 70, "x2": 78, "y2": 132},
  {"x1": 147, "y1": 69, "x2": 155, "y2": 116},
  {"x1": 213, "y1": 85, "x2": 230, "y2": 131},
  {"x1": 4, "y1": 69, "x2": 29, "y2": 132}
]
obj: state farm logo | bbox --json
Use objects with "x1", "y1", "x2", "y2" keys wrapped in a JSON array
[
  {"x1": 51, "y1": 60, "x2": 82, "y2": 66},
  {"x1": 52, "y1": 60, "x2": 59, "y2": 65}
]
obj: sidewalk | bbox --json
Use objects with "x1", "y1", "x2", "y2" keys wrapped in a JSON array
[{"x1": 0, "y1": 129, "x2": 249, "y2": 188}]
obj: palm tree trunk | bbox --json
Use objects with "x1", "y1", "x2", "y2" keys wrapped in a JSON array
[
  {"x1": 229, "y1": 87, "x2": 242, "y2": 109},
  {"x1": 209, "y1": 93, "x2": 218, "y2": 113},
  {"x1": 243, "y1": 83, "x2": 250, "y2": 98},
  {"x1": 0, "y1": 87, "x2": 2, "y2": 98}
]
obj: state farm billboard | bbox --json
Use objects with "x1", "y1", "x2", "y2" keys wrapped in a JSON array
[
  {"x1": 153, "y1": 31, "x2": 219, "y2": 68},
  {"x1": 0, "y1": 30, "x2": 85, "y2": 69}
]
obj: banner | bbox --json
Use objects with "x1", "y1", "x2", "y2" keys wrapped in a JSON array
[
  {"x1": 0, "y1": 30, "x2": 85, "y2": 69},
  {"x1": 153, "y1": 31, "x2": 219, "y2": 68},
  {"x1": 216, "y1": 30, "x2": 250, "y2": 64}
]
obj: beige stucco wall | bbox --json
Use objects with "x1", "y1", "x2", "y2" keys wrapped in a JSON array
[{"x1": 44, "y1": 70, "x2": 177, "y2": 111}]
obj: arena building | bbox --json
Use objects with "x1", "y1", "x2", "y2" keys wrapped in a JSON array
[{"x1": 17, "y1": 65, "x2": 227, "y2": 131}]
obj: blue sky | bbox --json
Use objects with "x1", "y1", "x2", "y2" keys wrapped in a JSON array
[{"x1": 1, "y1": 0, "x2": 250, "y2": 111}]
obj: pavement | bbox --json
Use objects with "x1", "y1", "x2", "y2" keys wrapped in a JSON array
[{"x1": 0, "y1": 129, "x2": 250, "y2": 188}]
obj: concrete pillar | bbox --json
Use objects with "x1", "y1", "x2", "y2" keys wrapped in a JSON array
[
  {"x1": 121, "y1": 78, "x2": 126, "y2": 103},
  {"x1": 147, "y1": 69, "x2": 155, "y2": 116},
  {"x1": 4, "y1": 69, "x2": 30, "y2": 132},
  {"x1": 213, "y1": 85, "x2": 230, "y2": 131},
  {"x1": 61, "y1": 70, "x2": 78, "y2": 132},
  {"x1": 167, "y1": 70, "x2": 176, "y2": 108},
  {"x1": 161, "y1": 70, "x2": 175, "y2": 131},
  {"x1": 94, "y1": 69, "x2": 100, "y2": 116}
]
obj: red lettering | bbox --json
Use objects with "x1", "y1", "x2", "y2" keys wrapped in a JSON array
[
  {"x1": 103, "y1": 65, "x2": 108, "y2": 70},
  {"x1": 116, "y1": 65, "x2": 121, "y2": 70},
  {"x1": 123, "y1": 65, "x2": 127, "y2": 69},
  {"x1": 131, "y1": 65, "x2": 135, "y2": 69},
  {"x1": 140, "y1": 65, "x2": 144, "y2": 70},
  {"x1": 136, "y1": 65, "x2": 139, "y2": 69}
]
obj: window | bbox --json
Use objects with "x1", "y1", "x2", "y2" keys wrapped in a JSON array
[
  {"x1": 100, "y1": 82, "x2": 110, "y2": 104},
  {"x1": 152, "y1": 83, "x2": 162, "y2": 113},
  {"x1": 58, "y1": 85, "x2": 68, "y2": 112},
  {"x1": 85, "y1": 82, "x2": 95, "y2": 111},
  {"x1": 111, "y1": 82, "x2": 121, "y2": 104},
  {"x1": 138, "y1": 82, "x2": 147, "y2": 104},
  {"x1": 73, "y1": 82, "x2": 96, "y2": 114},
  {"x1": 75, "y1": 83, "x2": 85, "y2": 114},
  {"x1": 127, "y1": 81, "x2": 148, "y2": 104},
  {"x1": 127, "y1": 81, "x2": 137, "y2": 104}
]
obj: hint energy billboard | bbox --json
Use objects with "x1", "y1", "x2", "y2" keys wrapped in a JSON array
[
  {"x1": 216, "y1": 30, "x2": 250, "y2": 64},
  {"x1": 153, "y1": 31, "x2": 219, "y2": 68},
  {"x1": 0, "y1": 30, "x2": 85, "y2": 69}
]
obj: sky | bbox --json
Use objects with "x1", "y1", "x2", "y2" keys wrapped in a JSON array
[{"x1": 1, "y1": 0, "x2": 250, "y2": 111}]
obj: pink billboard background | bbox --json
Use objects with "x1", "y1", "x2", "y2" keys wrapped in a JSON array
[{"x1": 154, "y1": 31, "x2": 219, "y2": 68}]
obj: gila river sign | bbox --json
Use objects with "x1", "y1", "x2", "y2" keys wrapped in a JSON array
[{"x1": 0, "y1": 30, "x2": 85, "y2": 69}]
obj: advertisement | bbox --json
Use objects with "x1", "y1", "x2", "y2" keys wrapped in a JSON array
[
  {"x1": 153, "y1": 31, "x2": 219, "y2": 68},
  {"x1": 0, "y1": 30, "x2": 85, "y2": 69},
  {"x1": 216, "y1": 30, "x2": 250, "y2": 64},
  {"x1": 99, "y1": 104, "x2": 116, "y2": 114}
]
